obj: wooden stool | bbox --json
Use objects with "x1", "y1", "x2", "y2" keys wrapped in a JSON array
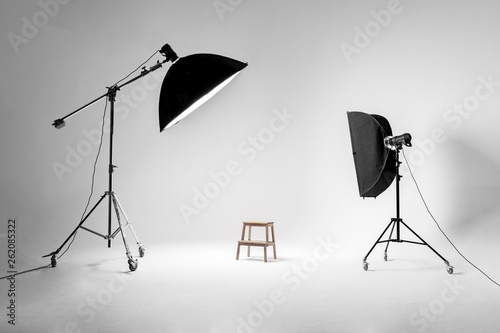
[{"x1": 236, "y1": 222, "x2": 276, "y2": 262}]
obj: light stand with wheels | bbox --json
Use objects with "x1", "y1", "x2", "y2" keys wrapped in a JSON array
[
  {"x1": 44, "y1": 43, "x2": 248, "y2": 271},
  {"x1": 43, "y1": 58, "x2": 170, "y2": 271},
  {"x1": 362, "y1": 147, "x2": 454, "y2": 274}
]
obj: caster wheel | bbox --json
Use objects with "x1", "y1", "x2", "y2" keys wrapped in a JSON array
[
  {"x1": 51, "y1": 255, "x2": 57, "y2": 268},
  {"x1": 363, "y1": 262, "x2": 368, "y2": 271},
  {"x1": 128, "y1": 259, "x2": 138, "y2": 271},
  {"x1": 447, "y1": 266, "x2": 454, "y2": 274},
  {"x1": 139, "y1": 246, "x2": 145, "y2": 258}
]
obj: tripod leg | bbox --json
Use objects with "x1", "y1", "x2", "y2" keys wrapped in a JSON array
[
  {"x1": 110, "y1": 193, "x2": 138, "y2": 271},
  {"x1": 384, "y1": 219, "x2": 397, "y2": 261},
  {"x1": 43, "y1": 193, "x2": 108, "y2": 265},
  {"x1": 363, "y1": 220, "x2": 394, "y2": 270},
  {"x1": 400, "y1": 221, "x2": 453, "y2": 274},
  {"x1": 112, "y1": 194, "x2": 145, "y2": 258}
]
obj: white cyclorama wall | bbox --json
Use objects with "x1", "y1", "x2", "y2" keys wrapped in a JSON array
[{"x1": 0, "y1": 0, "x2": 499, "y2": 269}]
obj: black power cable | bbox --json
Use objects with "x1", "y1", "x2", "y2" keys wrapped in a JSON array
[
  {"x1": 113, "y1": 50, "x2": 159, "y2": 87},
  {"x1": 1, "y1": 51, "x2": 161, "y2": 280},
  {"x1": 0, "y1": 98, "x2": 108, "y2": 280},
  {"x1": 56, "y1": 98, "x2": 108, "y2": 261},
  {"x1": 402, "y1": 149, "x2": 500, "y2": 288}
]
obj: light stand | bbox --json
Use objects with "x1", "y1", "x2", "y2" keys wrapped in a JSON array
[
  {"x1": 44, "y1": 44, "x2": 247, "y2": 271},
  {"x1": 43, "y1": 58, "x2": 170, "y2": 271},
  {"x1": 362, "y1": 146, "x2": 454, "y2": 274}
]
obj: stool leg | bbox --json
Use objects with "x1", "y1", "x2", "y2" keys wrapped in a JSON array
[
  {"x1": 239, "y1": 223, "x2": 246, "y2": 260},
  {"x1": 264, "y1": 246, "x2": 267, "y2": 263},
  {"x1": 241, "y1": 224, "x2": 246, "y2": 240},
  {"x1": 272, "y1": 225, "x2": 277, "y2": 259},
  {"x1": 247, "y1": 226, "x2": 252, "y2": 257}
]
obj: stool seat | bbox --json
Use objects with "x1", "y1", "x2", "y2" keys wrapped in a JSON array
[
  {"x1": 238, "y1": 240, "x2": 275, "y2": 246},
  {"x1": 236, "y1": 221, "x2": 276, "y2": 262},
  {"x1": 242, "y1": 222, "x2": 273, "y2": 227}
]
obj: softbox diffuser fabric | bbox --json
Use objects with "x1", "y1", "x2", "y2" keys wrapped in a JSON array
[
  {"x1": 158, "y1": 53, "x2": 247, "y2": 131},
  {"x1": 347, "y1": 111, "x2": 397, "y2": 198}
]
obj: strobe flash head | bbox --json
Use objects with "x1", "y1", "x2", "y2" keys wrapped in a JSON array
[
  {"x1": 384, "y1": 133, "x2": 412, "y2": 150},
  {"x1": 159, "y1": 44, "x2": 179, "y2": 63}
]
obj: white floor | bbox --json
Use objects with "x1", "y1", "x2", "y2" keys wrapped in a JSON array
[{"x1": 1, "y1": 237, "x2": 499, "y2": 333}]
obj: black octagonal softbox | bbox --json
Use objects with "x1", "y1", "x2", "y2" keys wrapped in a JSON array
[{"x1": 347, "y1": 111, "x2": 396, "y2": 198}]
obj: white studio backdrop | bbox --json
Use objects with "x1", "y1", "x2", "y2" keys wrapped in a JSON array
[{"x1": 0, "y1": 0, "x2": 499, "y2": 269}]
